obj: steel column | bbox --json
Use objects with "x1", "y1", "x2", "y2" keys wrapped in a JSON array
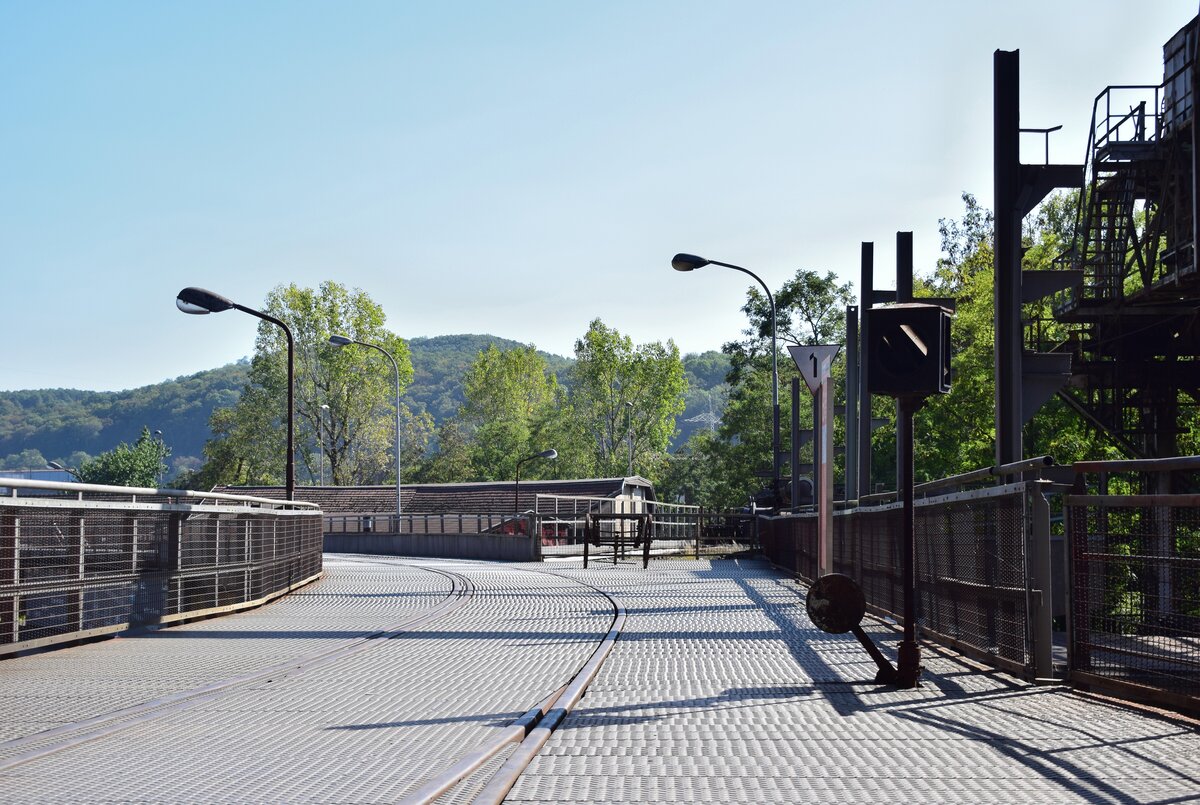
[
  {"x1": 994, "y1": 49, "x2": 1023, "y2": 466},
  {"x1": 858, "y1": 243, "x2": 874, "y2": 498}
]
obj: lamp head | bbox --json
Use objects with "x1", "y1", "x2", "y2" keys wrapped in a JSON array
[
  {"x1": 539, "y1": 449, "x2": 558, "y2": 460},
  {"x1": 46, "y1": 461, "x2": 64, "y2": 471},
  {"x1": 328, "y1": 334, "x2": 353, "y2": 347},
  {"x1": 671, "y1": 253, "x2": 709, "y2": 272},
  {"x1": 176, "y1": 287, "x2": 236, "y2": 315}
]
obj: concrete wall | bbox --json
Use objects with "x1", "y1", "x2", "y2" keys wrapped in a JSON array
[{"x1": 324, "y1": 531, "x2": 540, "y2": 562}]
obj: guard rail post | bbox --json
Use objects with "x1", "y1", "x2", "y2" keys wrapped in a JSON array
[{"x1": 1028, "y1": 481, "x2": 1055, "y2": 679}]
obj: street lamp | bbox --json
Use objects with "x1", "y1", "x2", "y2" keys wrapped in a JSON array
[
  {"x1": 514, "y1": 449, "x2": 557, "y2": 512},
  {"x1": 153, "y1": 430, "x2": 165, "y2": 487},
  {"x1": 46, "y1": 461, "x2": 82, "y2": 482},
  {"x1": 176, "y1": 287, "x2": 296, "y2": 500},
  {"x1": 625, "y1": 401, "x2": 634, "y2": 476},
  {"x1": 319, "y1": 404, "x2": 330, "y2": 486},
  {"x1": 329, "y1": 335, "x2": 403, "y2": 525},
  {"x1": 672, "y1": 253, "x2": 781, "y2": 503}
]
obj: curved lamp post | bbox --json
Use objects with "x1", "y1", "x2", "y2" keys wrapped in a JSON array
[
  {"x1": 176, "y1": 287, "x2": 296, "y2": 500},
  {"x1": 46, "y1": 461, "x2": 82, "y2": 482},
  {"x1": 625, "y1": 400, "x2": 634, "y2": 476},
  {"x1": 329, "y1": 335, "x2": 403, "y2": 525},
  {"x1": 153, "y1": 429, "x2": 165, "y2": 486},
  {"x1": 514, "y1": 449, "x2": 557, "y2": 512},
  {"x1": 672, "y1": 253, "x2": 781, "y2": 502},
  {"x1": 319, "y1": 404, "x2": 330, "y2": 486}
]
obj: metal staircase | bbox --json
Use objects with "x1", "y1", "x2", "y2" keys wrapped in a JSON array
[{"x1": 1044, "y1": 17, "x2": 1200, "y2": 459}]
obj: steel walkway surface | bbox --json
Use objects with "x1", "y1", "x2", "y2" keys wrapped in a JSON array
[{"x1": 0, "y1": 554, "x2": 1197, "y2": 803}]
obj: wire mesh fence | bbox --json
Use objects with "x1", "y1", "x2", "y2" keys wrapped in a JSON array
[
  {"x1": 0, "y1": 480, "x2": 323, "y2": 654},
  {"x1": 324, "y1": 499, "x2": 759, "y2": 563},
  {"x1": 1067, "y1": 458, "x2": 1200, "y2": 711},
  {"x1": 761, "y1": 483, "x2": 1044, "y2": 676}
]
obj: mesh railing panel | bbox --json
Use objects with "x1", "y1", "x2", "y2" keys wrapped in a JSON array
[
  {"x1": 0, "y1": 504, "x2": 322, "y2": 652},
  {"x1": 1070, "y1": 499, "x2": 1200, "y2": 700},
  {"x1": 761, "y1": 486, "x2": 1032, "y2": 671},
  {"x1": 916, "y1": 492, "x2": 1028, "y2": 666}
]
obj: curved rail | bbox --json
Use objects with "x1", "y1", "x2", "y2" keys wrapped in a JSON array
[
  {"x1": 0, "y1": 559, "x2": 474, "y2": 772},
  {"x1": 400, "y1": 566, "x2": 627, "y2": 804}
]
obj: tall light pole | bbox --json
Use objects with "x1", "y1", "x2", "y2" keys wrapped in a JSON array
[
  {"x1": 625, "y1": 400, "x2": 634, "y2": 476},
  {"x1": 153, "y1": 429, "x2": 165, "y2": 487},
  {"x1": 515, "y1": 449, "x2": 557, "y2": 512},
  {"x1": 672, "y1": 253, "x2": 781, "y2": 503},
  {"x1": 319, "y1": 404, "x2": 330, "y2": 486},
  {"x1": 329, "y1": 335, "x2": 403, "y2": 524},
  {"x1": 177, "y1": 287, "x2": 296, "y2": 500}
]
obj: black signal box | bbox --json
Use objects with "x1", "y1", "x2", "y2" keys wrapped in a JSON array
[{"x1": 866, "y1": 303, "x2": 952, "y2": 398}]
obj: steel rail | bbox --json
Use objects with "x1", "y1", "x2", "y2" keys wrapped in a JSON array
[
  {"x1": 398, "y1": 686, "x2": 568, "y2": 804},
  {"x1": 471, "y1": 576, "x2": 627, "y2": 804},
  {"x1": 399, "y1": 566, "x2": 626, "y2": 805},
  {"x1": 0, "y1": 560, "x2": 473, "y2": 772},
  {"x1": 0, "y1": 476, "x2": 320, "y2": 509}
]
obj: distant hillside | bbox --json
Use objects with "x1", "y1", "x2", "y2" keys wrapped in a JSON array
[
  {"x1": 0, "y1": 336, "x2": 729, "y2": 473},
  {"x1": 0, "y1": 362, "x2": 248, "y2": 471},
  {"x1": 405, "y1": 334, "x2": 574, "y2": 422}
]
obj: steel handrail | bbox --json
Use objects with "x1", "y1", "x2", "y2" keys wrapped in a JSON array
[
  {"x1": 857, "y1": 455, "x2": 1054, "y2": 505},
  {"x1": 0, "y1": 477, "x2": 319, "y2": 509}
]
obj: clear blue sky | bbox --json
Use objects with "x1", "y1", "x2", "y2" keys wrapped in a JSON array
[{"x1": 2, "y1": 1, "x2": 1195, "y2": 392}]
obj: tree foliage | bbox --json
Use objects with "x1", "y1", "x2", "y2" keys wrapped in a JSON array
[
  {"x1": 460, "y1": 344, "x2": 560, "y2": 481},
  {"x1": 414, "y1": 321, "x2": 687, "y2": 487},
  {"x1": 568, "y1": 319, "x2": 687, "y2": 479},
  {"x1": 678, "y1": 268, "x2": 854, "y2": 509},
  {"x1": 0, "y1": 363, "x2": 247, "y2": 477},
  {"x1": 77, "y1": 427, "x2": 170, "y2": 487},
  {"x1": 192, "y1": 281, "x2": 417, "y2": 489}
]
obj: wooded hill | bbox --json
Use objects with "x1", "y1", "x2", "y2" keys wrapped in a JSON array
[{"x1": 0, "y1": 334, "x2": 728, "y2": 474}]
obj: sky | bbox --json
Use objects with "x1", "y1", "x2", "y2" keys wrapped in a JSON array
[{"x1": 2, "y1": 1, "x2": 1197, "y2": 392}]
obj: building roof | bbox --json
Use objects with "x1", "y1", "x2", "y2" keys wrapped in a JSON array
[{"x1": 213, "y1": 477, "x2": 654, "y2": 515}]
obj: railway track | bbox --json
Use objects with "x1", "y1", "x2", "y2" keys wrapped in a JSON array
[
  {"x1": 0, "y1": 556, "x2": 629, "y2": 802},
  {"x1": 400, "y1": 564, "x2": 626, "y2": 804},
  {"x1": 0, "y1": 559, "x2": 475, "y2": 773}
]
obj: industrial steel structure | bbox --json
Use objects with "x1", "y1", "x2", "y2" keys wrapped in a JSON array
[{"x1": 1032, "y1": 17, "x2": 1200, "y2": 463}]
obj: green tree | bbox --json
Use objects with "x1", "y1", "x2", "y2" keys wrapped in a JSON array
[
  {"x1": 196, "y1": 281, "x2": 413, "y2": 488},
  {"x1": 910, "y1": 194, "x2": 1000, "y2": 480},
  {"x1": 914, "y1": 190, "x2": 1132, "y2": 481},
  {"x1": 569, "y1": 320, "x2": 687, "y2": 479},
  {"x1": 412, "y1": 420, "x2": 475, "y2": 484},
  {"x1": 460, "y1": 344, "x2": 560, "y2": 481},
  {"x1": 2, "y1": 448, "x2": 48, "y2": 471},
  {"x1": 77, "y1": 427, "x2": 170, "y2": 487},
  {"x1": 696, "y1": 269, "x2": 855, "y2": 509}
]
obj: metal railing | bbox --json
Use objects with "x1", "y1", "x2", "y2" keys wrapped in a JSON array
[
  {"x1": 762, "y1": 475, "x2": 1057, "y2": 679},
  {"x1": 325, "y1": 511, "x2": 536, "y2": 536},
  {"x1": 1, "y1": 478, "x2": 323, "y2": 655},
  {"x1": 322, "y1": 499, "x2": 760, "y2": 563},
  {"x1": 1067, "y1": 457, "x2": 1200, "y2": 712}
]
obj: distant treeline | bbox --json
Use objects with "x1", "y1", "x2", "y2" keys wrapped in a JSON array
[{"x1": 0, "y1": 333, "x2": 729, "y2": 475}]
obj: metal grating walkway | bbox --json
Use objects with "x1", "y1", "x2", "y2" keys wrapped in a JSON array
[{"x1": 0, "y1": 554, "x2": 1198, "y2": 802}]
